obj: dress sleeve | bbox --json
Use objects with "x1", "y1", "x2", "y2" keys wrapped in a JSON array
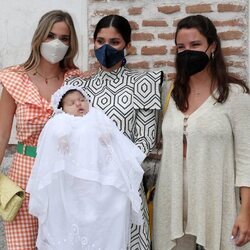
[
  {"x1": 133, "y1": 70, "x2": 163, "y2": 154},
  {"x1": 133, "y1": 109, "x2": 159, "y2": 154},
  {"x1": 0, "y1": 66, "x2": 29, "y2": 104},
  {"x1": 229, "y1": 88, "x2": 250, "y2": 187},
  {"x1": 133, "y1": 70, "x2": 163, "y2": 110}
]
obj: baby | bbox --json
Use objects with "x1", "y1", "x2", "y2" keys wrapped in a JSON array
[{"x1": 27, "y1": 85, "x2": 145, "y2": 250}]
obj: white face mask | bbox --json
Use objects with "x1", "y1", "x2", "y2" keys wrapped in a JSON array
[{"x1": 40, "y1": 39, "x2": 69, "y2": 64}]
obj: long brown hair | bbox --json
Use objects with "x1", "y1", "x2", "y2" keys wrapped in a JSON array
[
  {"x1": 21, "y1": 10, "x2": 78, "y2": 71},
  {"x1": 173, "y1": 15, "x2": 249, "y2": 112}
]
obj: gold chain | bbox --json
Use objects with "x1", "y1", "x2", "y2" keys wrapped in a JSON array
[{"x1": 33, "y1": 69, "x2": 60, "y2": 84}]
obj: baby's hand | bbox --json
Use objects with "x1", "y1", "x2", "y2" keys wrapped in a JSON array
[
  {"x1": 58, "y1": 136, "x2": 70, "y2": 154},
  {"x1": 99, "y1": 133, "x2": 112, "y2": 146}
]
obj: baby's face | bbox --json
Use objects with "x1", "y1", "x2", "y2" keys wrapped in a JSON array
[{"x1": 62, "y1": 91, "x2": 89, "y2": 116}]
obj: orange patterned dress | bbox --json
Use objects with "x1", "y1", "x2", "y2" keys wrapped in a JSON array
[{"x1": 0, "y1": 65, "x2": 82, "y2": 249}]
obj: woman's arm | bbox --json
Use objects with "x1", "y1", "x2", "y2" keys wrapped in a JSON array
[
  {"x1": 232, "y1": 187, "x2": 250, "y2": 246},
  {"x1": 230, "y1": 90, "x2": 250, "y2": 246},
  {"x1": 0, "y1": 87, "x2": 16, "y2": 166},
  {"x1": 134, "y1": 108, "x2": 159, "y2": 155},
  {"x1": 132, "y1": 71, "x2": 163, "y2": 155}
]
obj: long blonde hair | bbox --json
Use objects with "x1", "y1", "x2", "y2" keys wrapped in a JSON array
[{"x1": 21, "y1": 10, "x2": 78, "y2": 71}]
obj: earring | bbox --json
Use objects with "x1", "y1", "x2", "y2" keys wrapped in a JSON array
[
  {"x1": 211, "y1": 51, "x2": 215, "y2": 59},
  {"x1": 121, "y1": 58, "x2": 127, "y2": 66}
]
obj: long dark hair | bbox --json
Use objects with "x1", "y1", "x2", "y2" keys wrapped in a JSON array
[
  {"x1": 93, "y1": 15, "x2": 131, "y2": 46},
  {"x1": 173, "y1": 15, "x2": 249, "y2": 112}
]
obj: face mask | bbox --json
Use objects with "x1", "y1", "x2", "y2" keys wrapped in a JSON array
[
  {"x1": 176, "y1": 49, "x2": 209, "y2": 76},
  {"x1": 40, "y1": 39, "x2": 69, "y2": 64},
  {"x1": 94, "y1": 44, "x2": 125, "y2": 68}
]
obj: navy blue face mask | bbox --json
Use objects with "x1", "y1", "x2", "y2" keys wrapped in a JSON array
[{"x1": 94, "y1": 44, "x2": 125, "y2": 69}]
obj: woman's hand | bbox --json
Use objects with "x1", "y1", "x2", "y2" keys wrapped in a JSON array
[
  {"x1": 231, "y1": 187, "x2": 250, "y2": 246},
  {"x1": 81, "y1": 68, "x2": 98, "y2": 79},
  {"x1": 0, "y1": 88, "x2": 16, "y2": 166}
]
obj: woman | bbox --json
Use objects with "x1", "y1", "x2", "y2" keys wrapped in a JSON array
[
  {"x1": 66, "y1": 14, "x2": 163, "y2": 250},
  {"x1": 153, "y1": 15, "x2": 250, "y2": 250},
  {"x1": 0, "y1": 10, "x2": 82, "y2": 249}
]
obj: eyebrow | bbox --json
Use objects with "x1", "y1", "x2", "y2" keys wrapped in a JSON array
[
  {"x1": 176, "y1": 40, "x2": 202, "y2": 45},
  {"x1": 96, "y1": 36, "x2": 121, "y2": 40},
  {"x1": 48, "y1": 32, "x2": 70, "y2": 38}
]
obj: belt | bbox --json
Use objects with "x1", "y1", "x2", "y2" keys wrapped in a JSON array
[{"x1": 16, "y1": 142, "x2": 37, "y2": 158}]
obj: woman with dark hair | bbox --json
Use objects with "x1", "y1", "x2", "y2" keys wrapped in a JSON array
[
  {"x1": 153, "y1": 15, "x2": 250, "y2": 249},
  {"x1": 66, "y1": 14, "x2": 163, "y2": 250},
  {"x1": 0, "y1": 10, "x2": 82, "y2": 249}
]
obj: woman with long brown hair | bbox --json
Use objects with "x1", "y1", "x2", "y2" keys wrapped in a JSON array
[{"x1": 153, "y1": 14, "x2": 250, "y2": 250}]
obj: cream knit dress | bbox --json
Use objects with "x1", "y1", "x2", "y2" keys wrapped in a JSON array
[{"x1": 153, "y1": 84, "x2": 250, "y2": 250}]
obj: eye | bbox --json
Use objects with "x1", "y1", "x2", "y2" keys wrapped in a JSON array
[
  {"x1": 191, "y1": 42, "x2": 201, "y2": 48},
  {"x1": 176, "y1": 45, "x2": 185, "y2": 52},
  {"x1": 96, "y1": 38, "x2": 104, "y2": 45},
  {"x1": 67, "y1": 101, "x2": 74, "y2": 106},
  {"x1": 110, "y1": 40, "x2": 120, "y2": 46},
  {"x1": 47, "y1": 33, "x2": 55, "y2": 40},
  {"x1": 60, "y1": 36, "x2": 70, "y2": 44}
]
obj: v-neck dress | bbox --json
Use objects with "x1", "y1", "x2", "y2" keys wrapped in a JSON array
[
  {"x1": 66, "y1": 66, "x2": 163, "y2": 250},
  {"x1": 153, "y1": 84, "x2": 250, "y2": 250},
  {"x1": 0, "y1": 65, "x2": 82, "y2": 250}
]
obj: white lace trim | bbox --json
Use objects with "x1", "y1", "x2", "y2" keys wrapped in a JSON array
[{"x1": 51, "y1": 85, "x2": 90, "y2": 114}]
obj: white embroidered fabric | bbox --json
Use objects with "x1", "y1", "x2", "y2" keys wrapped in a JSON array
[{"x1": 27, "y1": 107, "x2": 145, "y2": 250}]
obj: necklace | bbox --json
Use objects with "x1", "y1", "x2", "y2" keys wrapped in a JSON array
[{"x1": 33, "y1": 69, "x2": 60, "y2": 84}]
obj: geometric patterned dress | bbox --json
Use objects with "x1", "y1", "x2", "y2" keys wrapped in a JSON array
[
  {"x1": 66, "y1": 65, "x2": 163, "y2": 250},
  {"x1": 0, "y1": 65, "x2": 82, "y2": 249}
]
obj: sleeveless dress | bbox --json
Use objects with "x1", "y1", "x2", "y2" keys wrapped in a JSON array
[
  {"x1": 66, "y1": 66, "x2": 163, "y2": 250},
  {"x1": 0, "y1": 65, "x2": 82, "y2": 249}
]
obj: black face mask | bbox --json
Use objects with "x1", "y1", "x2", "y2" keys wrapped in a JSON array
[{"x1": 176, "y1": 49, "x2": 209, "y2": 76}]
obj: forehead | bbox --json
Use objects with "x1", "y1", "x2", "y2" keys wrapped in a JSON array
[
  {"x1": 176, "y1": 28, "x2": 206, "y2": 43},
  {"x1": 50, "y1": 21, "x2": 70, "y2": 35},
  {"x1": 96, "y1": 27, "x2": 123, "y2": 39},
  {"x1": 64, "y1": 90, "x2": 84, "y2": 100}
]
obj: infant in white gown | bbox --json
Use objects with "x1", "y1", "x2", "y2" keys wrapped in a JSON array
[{"x1": 26, "y1": 85, "x2": 145, "y2": 250}]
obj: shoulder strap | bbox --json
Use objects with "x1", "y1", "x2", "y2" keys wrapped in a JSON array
[{"x1": 163, "y1": 84, "x2": 174, "y2": 115}]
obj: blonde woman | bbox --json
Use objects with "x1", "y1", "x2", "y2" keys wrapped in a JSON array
[{"x1": 0, "y1": 10, "x2": 82, "y2": 249}]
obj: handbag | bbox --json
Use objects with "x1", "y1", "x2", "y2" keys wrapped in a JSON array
[
  {"x1": 147, "y1": 83, "x2": 174, "y2": 240},
  {"x1": 0, "y1": 173, "x2": 25, "y2": 221}
]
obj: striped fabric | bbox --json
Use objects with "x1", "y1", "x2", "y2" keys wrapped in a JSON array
[{"x1": 0, "y1": 66, "x2": 82, "y2": 249}]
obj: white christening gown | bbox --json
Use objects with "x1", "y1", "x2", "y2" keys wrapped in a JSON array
[{"x1": 27, "y1": 107, "x2": 145, "y2": 250}]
